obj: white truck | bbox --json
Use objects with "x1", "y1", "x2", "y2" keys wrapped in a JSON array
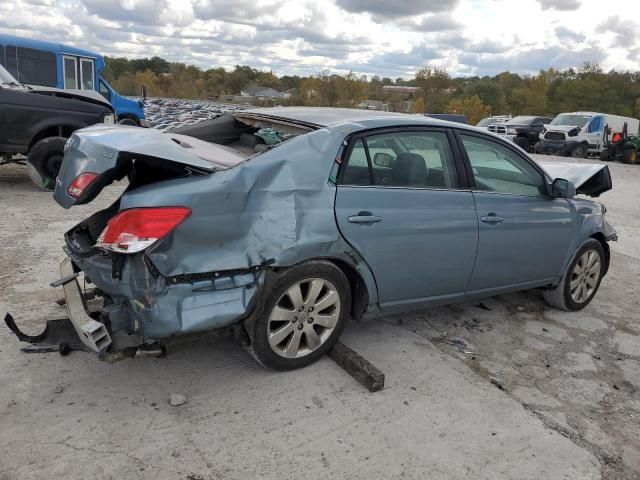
[{"x1": 535, "y1": 111, "x2": 639, "y2": 157}]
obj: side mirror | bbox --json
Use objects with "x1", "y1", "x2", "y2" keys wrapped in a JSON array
[
  {"x1": 551, "y1": 178, "x2": 576, "y2": 198},
  {"x1": 373, "y1": 152, "x2": 393, "y2": 168}
]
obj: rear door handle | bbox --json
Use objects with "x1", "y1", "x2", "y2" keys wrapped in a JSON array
[
  {"x1": 481, "y1": 214, "x2": 504, "y2": 224},
  {"x1": 348, "y1": 212, "x2": 382, "y2": 224}
]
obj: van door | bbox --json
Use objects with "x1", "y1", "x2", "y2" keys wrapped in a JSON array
[{"x1": 585, "y1": 115, "x2": 604, "y2": 151}]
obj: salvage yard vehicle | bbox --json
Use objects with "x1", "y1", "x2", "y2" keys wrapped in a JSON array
[
  {"x1": 0, "y1": 33, "x2": 146, "y2": 126},
  {"x1": 535, "y1": 112, "x2": 639, "y2": 158},
  {"x1": 599, "y1": 122, "x2": 640, "y2": 165},
  {"x1": 0, "y1": 64, "x2": 116, "y2": 189},
  {"x1": 476, "y1": 115, "x2": 511, "y2": 129},
  {"x1": 5, "y1": 107, "x2": 617, "y2": 371},
  {"x1": 487, "y1": 115, "x2": 552, "y2": 151}
]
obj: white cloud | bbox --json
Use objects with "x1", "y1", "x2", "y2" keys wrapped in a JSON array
[{"x1": 0, "y1": 0, "x2": 639, "y2": 78}]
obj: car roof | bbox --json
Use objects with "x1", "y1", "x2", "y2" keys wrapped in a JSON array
[{"x1": 237, "y1": 106, "x2": 478, "y2": 134}]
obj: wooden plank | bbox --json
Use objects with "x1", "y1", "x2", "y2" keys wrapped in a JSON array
[{"x1": 328, "y1": 341, "x2": 385, "y2": 392}]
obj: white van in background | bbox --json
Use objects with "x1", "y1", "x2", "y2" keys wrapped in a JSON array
[{"x1": 536, "y1": 111, "x2": 639, "y2": 157}]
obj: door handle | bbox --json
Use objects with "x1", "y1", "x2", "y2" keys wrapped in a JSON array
[
  {"x1": 348, "y1": 212, "x2": 382, "y2": 224},
  {"x1": 481, "y1": 214, "x2": 504, "y2": 224}
]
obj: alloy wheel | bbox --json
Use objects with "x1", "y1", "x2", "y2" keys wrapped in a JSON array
[
  {"x1": 267, "y1": 278, "x2": 341, "y2": 358},
  {"x1": 570, "y1": 250, "x2": 601, "y2": 304}
]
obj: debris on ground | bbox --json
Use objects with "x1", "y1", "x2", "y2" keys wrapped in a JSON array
[{"x1": 169, "y1": 393, "x2": 187, "y2": 406}]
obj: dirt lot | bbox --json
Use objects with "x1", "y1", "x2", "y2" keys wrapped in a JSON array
[{"x1": 0, "y1": 156, "x2": 638, "y2": 479}]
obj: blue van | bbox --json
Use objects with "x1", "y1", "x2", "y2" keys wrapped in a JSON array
[{"x1": 0, "y1": 34, "x2": 145, "y2": 125}]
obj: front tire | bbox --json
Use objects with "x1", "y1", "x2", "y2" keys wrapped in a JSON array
[
  {"x1": 543, "y1": 239, "x2": 605, "y2": 311},
  {"x1": 571, "y1": 143, "x2": 588, "y2": 158},
  {"x1": 118, "y1": 118, "x2": 138, "y2": 126},
  {"x1": 248, "y1": 261, "x2": 351, "y2": 370},
  {"x1": 26, "y1": 136, "x2": 67, "y2": 190}
]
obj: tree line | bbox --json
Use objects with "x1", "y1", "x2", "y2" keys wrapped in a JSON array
[{"x1": 104, "y1": 56, "x2": 640, "y2": 125}]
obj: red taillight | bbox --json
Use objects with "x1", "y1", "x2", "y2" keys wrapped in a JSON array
[
  {"x1": 67, "y1": 172, "x2": 99, "y2": 199},
  {"x1": 96, "y1": 207, "x2": 191, "y2": 253}
]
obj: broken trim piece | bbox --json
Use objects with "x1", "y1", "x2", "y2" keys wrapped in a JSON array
[{"x1": 4, "y1": 314, "x2": 90, "y2": 354}]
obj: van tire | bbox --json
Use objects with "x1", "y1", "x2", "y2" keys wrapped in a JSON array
[
  {"x1": 118, "y1": 118, "x2": 138, "y2": 126},
  {"x1": 27, "y1": 136, "x2": 67, "y2": 190},
  {"x1": 571, "y1": 143, "x2": 588, "y2": 158}
]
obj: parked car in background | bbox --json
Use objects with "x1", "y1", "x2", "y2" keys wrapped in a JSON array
[
  {"x1": 476, "y1": 115, "x2": 511, "y2": 129},
  {"x1": 488, "y1": 115, "x2": 552, "y2": 151},
  {"x1": 0, "y1": 64, "x2": 115, "y2": 189},
  {"x1": 0, "y1": 34, "x2": 145, "y2": 126},
  {"x1": 6, "y1": 107, "x2": 616, "y2": 371},
  {"x1": 535, "y1": 112, "x2": 639, "y2": 158}
]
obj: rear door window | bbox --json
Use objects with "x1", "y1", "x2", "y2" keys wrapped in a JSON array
[{"x1": 341, "y1": 130, "x2": 458, "y2": 189}]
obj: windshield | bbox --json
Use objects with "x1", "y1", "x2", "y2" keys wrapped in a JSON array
[
  {"x1": 0, "y1": 64, "x2": 19, "y2": 84},
  {"x1": 550, "y1": 114, "x2": 592, "y2": 128},
  {"x1": 506, "y1": 116, "x2": 535, "y2": 125}
]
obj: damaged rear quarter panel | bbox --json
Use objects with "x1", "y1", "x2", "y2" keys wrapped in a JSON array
[{"x1": 119, "y1": 125, "x2": 379, "y2": 304}]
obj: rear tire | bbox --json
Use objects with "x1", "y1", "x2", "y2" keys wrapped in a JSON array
[
  {"x1": 621, "y1": 148, "x2": 638, "y2": 164},
  {"x1": 26, "y1": 136, "x2": 67, "y2": 190},
  {"x1": 515, "y1": 137, "x2": 529, "y2": 151},
  {"x1": 247, "y1": 261, "x2": 351, "y2": 371},
  {"x1": 543, "y1": 239, "x2": 605, "y2": 311},
  {"x1": 571, "y1": 143, "x2": 588, "y2": 158}
]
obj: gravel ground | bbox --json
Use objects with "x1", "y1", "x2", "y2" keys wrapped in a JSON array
[{"x1": 0, "y1": 154, "x2": 638, "y2": 479}]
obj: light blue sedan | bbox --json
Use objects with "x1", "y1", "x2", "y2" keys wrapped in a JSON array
[{"x1": 7, "y1": 108, "x2": 617, "y2": 370}]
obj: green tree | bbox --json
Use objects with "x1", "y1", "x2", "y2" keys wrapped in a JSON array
[{"x1": 447, "y1": 95, "x2": 491, "y2": 125}]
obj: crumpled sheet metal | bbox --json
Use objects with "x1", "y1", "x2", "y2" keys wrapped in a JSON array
[
  {"x1": 121, "y1": 127, "x2": 355, "y2": 272},
  {"x1": 121, "y1": 123, "x2": 379, "y2": 304}
]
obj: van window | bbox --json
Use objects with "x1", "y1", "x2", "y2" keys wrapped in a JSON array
[
  {"x1": 63, "y1": 56, "x2": 78, "y2": 89},
  {"x1": 587, "y1": 115, "x2": 604, "y2": 133},
  {"x1": 80, "y1": 58, "x2": 94, "y2": 90},
  {"x1": 16, "y1": 47, "x2": 57, "y2": 86},
  {"x1": 99, "y1": 79, "x2": 112, "y2": 102}
]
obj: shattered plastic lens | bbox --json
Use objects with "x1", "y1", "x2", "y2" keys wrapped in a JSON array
[
  {"x1": 67, "y1": 172, "x2": 99, "y2": 199},
  {"x1": 96, "y1": 207, "x2": 191, "y2": 253}
]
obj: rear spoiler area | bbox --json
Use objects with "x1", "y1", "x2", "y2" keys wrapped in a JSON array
[{"x1": 536, "y1": 161, "x2": 612, "y2": 197}]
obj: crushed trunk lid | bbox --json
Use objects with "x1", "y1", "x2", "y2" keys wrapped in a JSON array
[
  {"x1": 54, "y1": 124, "x2": 245, "y2": 208},
  {"x1": 536, "y1": 161, "x2": 612, "y2": 197}
]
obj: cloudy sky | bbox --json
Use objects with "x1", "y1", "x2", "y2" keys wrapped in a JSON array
[{"x1": 1, "y1": 0, "x2": 640, "y2": 78}]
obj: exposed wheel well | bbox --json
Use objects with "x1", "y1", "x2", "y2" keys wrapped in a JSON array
[
  {"x1": 325, "y1": 258, "x2": 369, "y2": 320},
  {"x1": 590, "y1": 232, "x2": 610, "y2": 273},
  {"x1": 28, "y1": 125, "x2": 76, "y2": 151}
]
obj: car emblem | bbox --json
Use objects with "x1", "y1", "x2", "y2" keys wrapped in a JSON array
[{"x1": 102, "y1": 151, "x2": 114, "y2": 159}]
